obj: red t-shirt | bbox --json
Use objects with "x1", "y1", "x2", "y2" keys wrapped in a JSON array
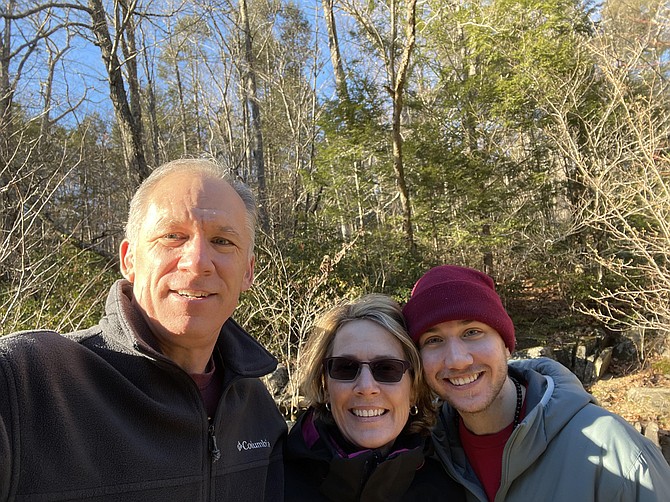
[{"x1": 459, "y1": 394, "x2": 527, "y2": 501}]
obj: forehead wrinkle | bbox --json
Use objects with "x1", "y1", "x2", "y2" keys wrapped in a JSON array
[{"x1": 150, "y1": 205, "x2": 237, "y2": 226}]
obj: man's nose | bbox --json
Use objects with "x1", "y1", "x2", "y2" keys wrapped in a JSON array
[
  {"x1": 443, "y1": 338, "x2": 474, "y2": 370},
  {"x1": 179, "y1": 235, "x2": 214, "y2": 274}
]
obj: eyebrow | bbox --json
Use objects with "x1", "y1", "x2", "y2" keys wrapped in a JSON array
[
  {"x1": 153, "y1": 220, "x2": 240, "y2": 236},
  {"x1": 213, "y1": 225, "x2": 241, "y2": 235},
  {"x1": 330, "y1": 354, "x2": 403, "y2": 360},
  {"x1": 423, "y1": 319, "x2": 477, "y2": 335}
]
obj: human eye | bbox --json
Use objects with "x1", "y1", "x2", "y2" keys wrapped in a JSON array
[
  {"x1": 327, "y1": 357, "x2": 360, "y2": 380},
  {"x1": 158, "y1": 232, "x2": 186, "y2": 245},
  {"x1": 212, "y1": 236, "x2": 233, "y2": 246},
  {"x1": 373, "y1": 359, "x2": 401, "y2": 372},
  {"x1": 334, "y1": 358, "x2": 359, "y2": 372},
  {"x1": 419, "y1": 334, "x2": 442, "y2": 349},
  {"x1": 463, "y1": 328, "x2": 483, "y2": 338},
  {"x1": 371, "y1": 359, "x2": 408, "y2": 382}
]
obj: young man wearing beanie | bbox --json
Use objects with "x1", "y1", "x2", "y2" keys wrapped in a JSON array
[{"x1": 403, "y1": 265, "x2": 670, "y2": 502}]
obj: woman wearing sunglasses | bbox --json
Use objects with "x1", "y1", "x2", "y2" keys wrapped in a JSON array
[{"x1": 284, "y1": 294, "x2": 465, "y2": 501}]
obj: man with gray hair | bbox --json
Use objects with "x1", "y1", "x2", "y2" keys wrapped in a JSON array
[{"x1": 0, "y1": 158, "x2": 286, "y2": 501}]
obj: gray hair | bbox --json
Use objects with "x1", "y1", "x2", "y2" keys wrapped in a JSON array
[{"x1": 125, "y1": 158, "x2": 257, "y2": 254}]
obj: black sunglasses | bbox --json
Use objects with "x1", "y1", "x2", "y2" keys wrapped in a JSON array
[{"x1": 323, "y1": 357, "x2": 411, "y2": 383}]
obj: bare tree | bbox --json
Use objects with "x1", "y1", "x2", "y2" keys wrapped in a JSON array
[
  {"x1": 541, "y1": 13, "x2": 670, "y2": 357},
  {"x1": 321, "y1": 0, "x2": 349, "y2": 102},
  {"x1": 389, "y1": 0, "x2": 417, "y2": 250},
  {"x1": 87, "y1": 0, "x2": 148, "y2": 184},
  {"x1": 238, "y1": 230, "x2": 363, "y2": 419},
  {"x1": 0, "y1": 0, "x2": 160, "y2": 333},
  {"x1": 238, "y1": 0, "x2": 269, "y2": 232}
]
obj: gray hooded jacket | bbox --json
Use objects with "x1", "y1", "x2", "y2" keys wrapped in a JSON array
[{"x1": 432, "y1": 357, "x2": 670, "y2": 501}]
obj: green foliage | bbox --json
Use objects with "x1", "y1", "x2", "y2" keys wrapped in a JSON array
[
  {"x1": 318, "y1": 78, "x2": 387, "y2": 149},
  {"x1": 651, "y1": 357, "x2": 670, "y2": 375},
  {"x1": 237, "y1": 215, "x2": 430, "y2": 361},
  {"x1": 405, "y1": 0, "x2": 597, "y2": 281},
  {"x1": 306, "y1": 78, "x2": 392, "y2": 231},
  {"x1": 3, "y1": 0, "x2": 669, "y2": 365}
]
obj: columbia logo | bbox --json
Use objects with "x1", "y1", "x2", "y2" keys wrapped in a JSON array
[{"x1": 237, "y1": 439, "x2": 271, "y2": 451}]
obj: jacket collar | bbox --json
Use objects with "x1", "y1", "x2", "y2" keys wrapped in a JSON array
[{"x1": 107, "y1": 279, "x2": 277, "y2": 378}]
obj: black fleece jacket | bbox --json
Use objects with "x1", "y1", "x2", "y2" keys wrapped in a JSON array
[{"x1": 0, "y1": 280, "x2": 286, "y2": 502}]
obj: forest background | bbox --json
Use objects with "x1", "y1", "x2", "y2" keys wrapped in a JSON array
[{"x1": 2, "y1": 0, "x2": 670, "y2": 414}]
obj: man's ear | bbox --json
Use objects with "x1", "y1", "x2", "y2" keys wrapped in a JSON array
[
  {"x1": 241, "y1": 255, "x2": 255, "y2": 291},
  {"x1": 119, "y1": 239, "x2": 135, "y2": 282}
]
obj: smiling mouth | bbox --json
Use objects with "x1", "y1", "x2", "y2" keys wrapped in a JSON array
[
  {"x1": 176, "y1": 290, "x2": 212, "y2": 298},
  {"x1": 448, "y1": 372, "x2": 483, "y2": 386},
  {"x1": 351, "y1": 408, "x2": 387, "y2": 418}
]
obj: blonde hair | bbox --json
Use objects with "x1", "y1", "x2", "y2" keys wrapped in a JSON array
[{"x1": 298, "y1": 293, "x2": 436, "y2": 435}]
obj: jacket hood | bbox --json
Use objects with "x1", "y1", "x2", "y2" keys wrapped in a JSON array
[
  {"x1": 285, "y1": 409, "x2": 432, "y2": 502},
  {"x1": 502, "y1": 357, "x2": 596, "y2": 474},
  {"x1": 287, "y1": 409, "x2": 425, "y2": 461},
  {"x1": 433, "y1": 357, "x2": 597, "y2": 495},
  {"x1": 509, "y1": 357, "x2": 596, "y2": 438},
  {"x1": 432, "y1": 357, "x2": 670, "y2": 501}
]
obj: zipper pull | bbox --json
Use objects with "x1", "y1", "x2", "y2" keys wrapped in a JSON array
[{"x1": 209, "y1": 424, "x2": 221, "y2": 462}]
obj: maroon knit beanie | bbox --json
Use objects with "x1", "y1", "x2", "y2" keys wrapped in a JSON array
[{"x1": 402, "y1": 265, "x2": 515, "y2": 352}]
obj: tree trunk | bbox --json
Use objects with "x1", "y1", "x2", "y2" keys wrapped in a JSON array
[
  {"x1": 39, "y1": 38, "x2": 69, "y2": 152},
  {"x1": 175, "y1": 61, "x2": 189, "y2": 155},
  {"x1": 390, "y1": 0, "x2": 417, "y2": 251},
  {"x1": 88, "y1": 0, "x2": 149, "y2": 184},
  {"x1": 1, "y1": 0, "x2": 20, "y2": 264},
  {"x1": 0, "y1": 0, "x2": 16, "y2": 162},
  {"x1": 239, "y1": 0, "x2": 269, "y2": 233},
  {"x1": 118, "y1": 0, "x2": 144, "y2": 164},
  {"x1": 141, "y1": 47, "x2": 161, "y2": 166},
  {"x1": 321, "y1": 0, "x2": 349, "y2": 102}
]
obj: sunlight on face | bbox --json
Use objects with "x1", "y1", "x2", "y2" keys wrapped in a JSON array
[
  {"x1": 419, "y1": 320, "x2": 509, "y2": 428},
  {"x1": 120, "y1": 169, "x2": 254, "y2": 355},
  {"x1": 326, "y1": 319, "x2": 413, "y2": 451}
]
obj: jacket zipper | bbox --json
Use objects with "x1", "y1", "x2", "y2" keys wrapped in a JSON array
[
  {"x1": 135, "y1": 342, "x2": 245, "y2": 501},
  {"x1": 204, "y1": 419, "x2": 220, "y2": 502},
  {"x1": 209, "y1": 423, "x2": 221, "y2": 462},
  {"x1": 206, "y1": 373, "x2": 242, "y2": 501}
]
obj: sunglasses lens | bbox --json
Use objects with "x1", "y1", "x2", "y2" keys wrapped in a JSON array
[
  {"x1": 325, "y1": 358, "x2": 408, "y2": 383},
  {"x1": 370, "y1": 360, "x2": 406, "y2": 383},
  {"x1": 327, "y1": 358, "x2": 361, "y2": 380}
]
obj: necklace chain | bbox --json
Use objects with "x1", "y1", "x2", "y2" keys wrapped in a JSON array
[{"x1": 510, "y1": 376, "x2": 523, "y2": 429}]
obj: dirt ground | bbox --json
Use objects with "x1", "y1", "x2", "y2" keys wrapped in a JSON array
[{"x1": 587, "y1": 358, "x2": 670, "y2": 432}]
